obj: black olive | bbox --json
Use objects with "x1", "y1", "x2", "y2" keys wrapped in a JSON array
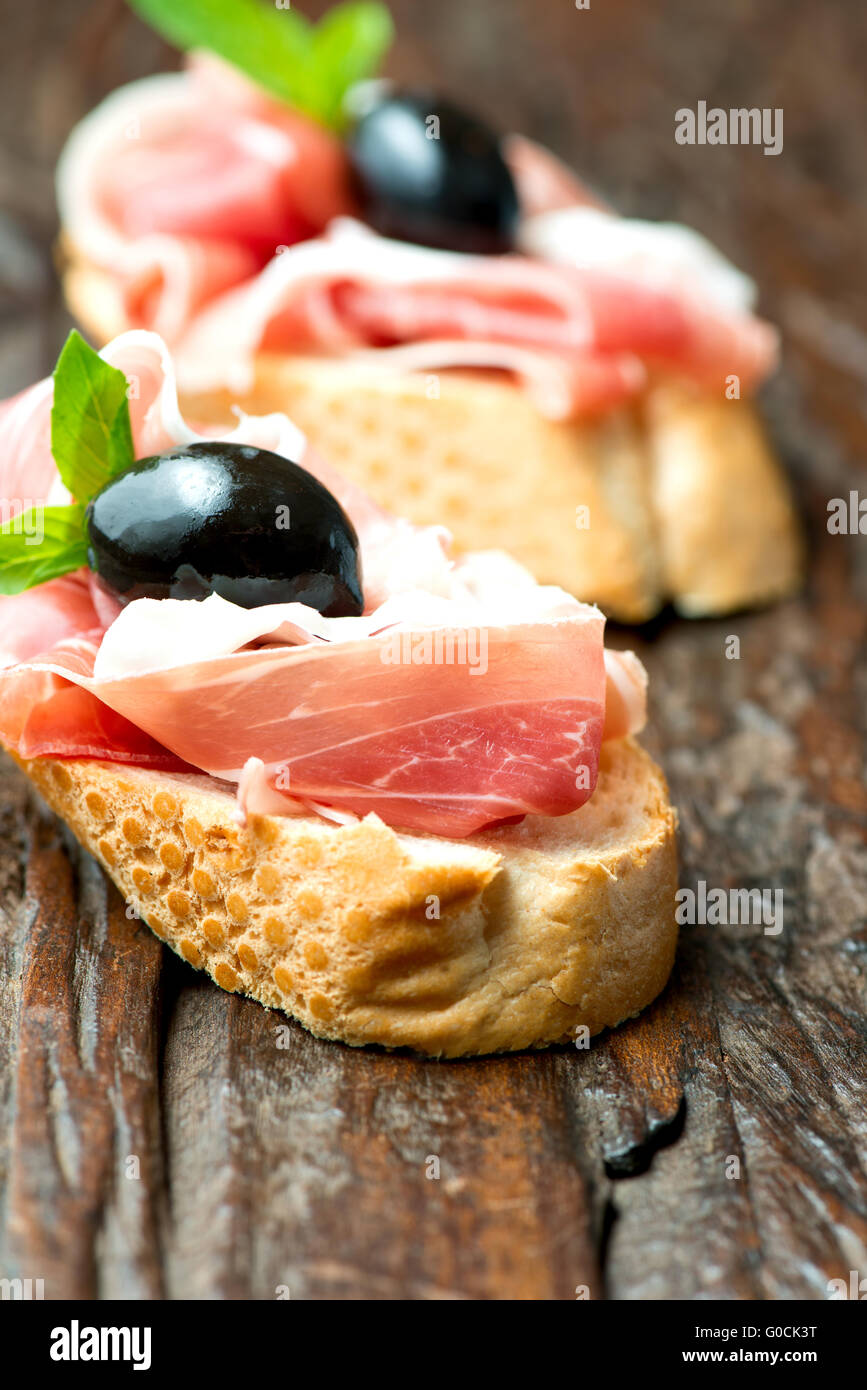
[
  {"x1": 85, "y1": 441, "x2": 363, "y2": 617},
  {"x1": 347, "y1": 90, "x2": 519, "y2": 255}
]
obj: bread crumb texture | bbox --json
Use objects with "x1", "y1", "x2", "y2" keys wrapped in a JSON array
[{"x1": 17, "y1": 738, "x2": 677, "y2": 1057}]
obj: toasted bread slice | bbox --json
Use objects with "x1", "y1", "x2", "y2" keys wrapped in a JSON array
[
  {"x1": 645, "y1": 382, "x2": 803, "y2": 616},
  {"x1": 14, "y1": 737, "x2": 678, "y2": 1057},
  {"x1": 61, "y1": 250, "x2": 803, "y2": 624}
]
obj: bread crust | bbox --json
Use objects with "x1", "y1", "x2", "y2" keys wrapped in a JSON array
[
  {"x1": 60, "y1": 249, "x2": 803, "y2": 623},
  {"x1": 13, "y1": 738, "x2": 678, "y2": 1057},
  {"x1": 646, "y1": 382, "x2": 804, "y2": 615}
]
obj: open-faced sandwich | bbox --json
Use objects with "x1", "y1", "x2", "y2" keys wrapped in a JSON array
[
  {"x1": 56, "y1": 0, "x2": 802, "y2": 622},
  {"x1": 0, "y1": 330, "x2": 677, "y2": 1056}
]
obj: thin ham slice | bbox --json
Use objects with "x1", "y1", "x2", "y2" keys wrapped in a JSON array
[
  {"x1": 174, "y1": 219, "x2": 777, "y2": 411},
  {"x1": 0, "y1": 380, "x2": 67, "y2": 513},
  {"x1": 0, "y1": 575, "x2": 98, "y2": 668},
  {"x1": 6, "y1": 670, "x2": 197, "y2": 772},
  {"x1": 183, "y1": 52, "x2": 358, "y2": 235},
  {"x1": 0, "y1": 331, "x2": 646, "y2": 836},
  {"x1": 341, "y1": 340, "x2": 647, "y2": 420},
  {"x1": 120, "y1": 238, "x2": 263, "y2": 343},
  {"x1": 58, "y1": 61, "x2": 778, "y2": 418},
  {"x1": 503, "y1": 134, "x2": 608, "y2": 216},
  {"x1": 57, "y1": 57, "x2": 354, "y2": 341},
  {"x1": 1, "y1": 601, "x2": 606, "y2": 836}
]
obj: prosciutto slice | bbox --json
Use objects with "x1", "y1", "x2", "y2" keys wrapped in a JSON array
[
  {"x1": 57, "y1": 59, "x2": 354, "y2": 341},
  {"x1": 1, "y1": 598, "x2": 607, "y2": 836},
  {"x1": 58, "y1": 57, "x2": 778, "y2": 418},
  {"x1": 173, "y1": 217, "x2": 776, "y2": 410},
  {"x1": 0, "y1": 331, "x2": 645, "y2": 836},
  {"x1": 503, "y1": 134, "x2": 608, "y2": 217}
]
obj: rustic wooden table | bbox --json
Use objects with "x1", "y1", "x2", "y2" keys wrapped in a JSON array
[{"x1": 0, "y1": 0, "x2": 864, "y2": 1301}]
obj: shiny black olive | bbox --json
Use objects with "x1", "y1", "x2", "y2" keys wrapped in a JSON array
[
  {"x1": 85, "y1": 441, "x2": 363, "y2": 617},
  {"x1": 347, "y1": 90, "x2": 519, "y2": 255}
]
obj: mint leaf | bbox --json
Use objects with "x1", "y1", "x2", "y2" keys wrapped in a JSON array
[
  {"x1": 0, "y1": 505, "x2": 89, "y2": 595},
  {"x1": 50, "y1": 330, "x2": 135, "y2": 502},
  {"x1": 312, "y1": 3, "x2": 395, "y2": 129},
  {"x1": 127, "y1": 0, "x2": 393, "y2": 130}
]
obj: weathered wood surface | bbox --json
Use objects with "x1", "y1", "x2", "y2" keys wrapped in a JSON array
[{"x1": 0, "y1": 0, "x2": 865, "y2": 1300}]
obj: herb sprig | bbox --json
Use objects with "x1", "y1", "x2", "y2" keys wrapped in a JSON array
[
  {"x1": 127, "y1": 0, "x2": 394, "y2": 130},
  {"x1": 0, "y1": 332, "x2": 135, "y2": 595}
]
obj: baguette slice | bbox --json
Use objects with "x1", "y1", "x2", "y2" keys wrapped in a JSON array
[
  {"x1": 645, "y1": 382, "x2": 804, "y2": 616},
  {"x1": 61, "y1": 250, "x2": 803, "y2": 623},
  {"x1": 14, "y1": 737, "x2": 678, "y2": 1057}
]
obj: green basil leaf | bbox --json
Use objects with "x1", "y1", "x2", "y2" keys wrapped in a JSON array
[
  {"x1": 127, "y1": 0, "x2": 393, "y2": 128},
  {"x1": 0, "y1": 505, "x2": 89, "y2": 595},
  {"x1": 107, "y1": 391, "x2": 136, "y2": 479},
  {"x1": 50, "y1": 331, "x2": 135, "y2": 502},
  {"x1": 310, "y1": 3, "x2": 395, "y2": 130}
]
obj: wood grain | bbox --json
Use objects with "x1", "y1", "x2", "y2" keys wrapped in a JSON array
[
  {"x1": 0, "y1": 0, "x2": 865, "y2": 1300},
  {"x1": 0, "y1": 813, "x2": 166, "y2": 1299}
]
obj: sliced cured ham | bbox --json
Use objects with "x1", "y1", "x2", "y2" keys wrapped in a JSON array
[
  {"x1": 0, "y1": 575, "x2": 98, "y2": 668},
  {"x1": 57, "y1": 58, "x2": 355, "y2": 341},
  {"x1": 172, "y1": 219, "x2": 777, "y2": 411},
  {"x1": 0, "y1": 331, "x2": 646, "y2": 836},
  {"x1": 1, "y1": 598, "x2": 607, "y2": 836},
  {"x1": 503, "y1": 133, "x2": 608, "y2": 217},
  {"x1": 518, "y1": 205, "x2": 758, "y2": 315},
  {"x1": 58, "y1": 61, "x2": 778, "y2": 419},
  {"x1": 5, "y1": 670, "x2": 197, "y2": 772},
  {"x1": 0, "y1": 380, "x2": 68, "y2": 514},
  {"x1": 120, "y1": 239, "x2": 263, "y2": 343},
  {"x1": 184, "y1": 52, "x2": 358, "y2": 235}
]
